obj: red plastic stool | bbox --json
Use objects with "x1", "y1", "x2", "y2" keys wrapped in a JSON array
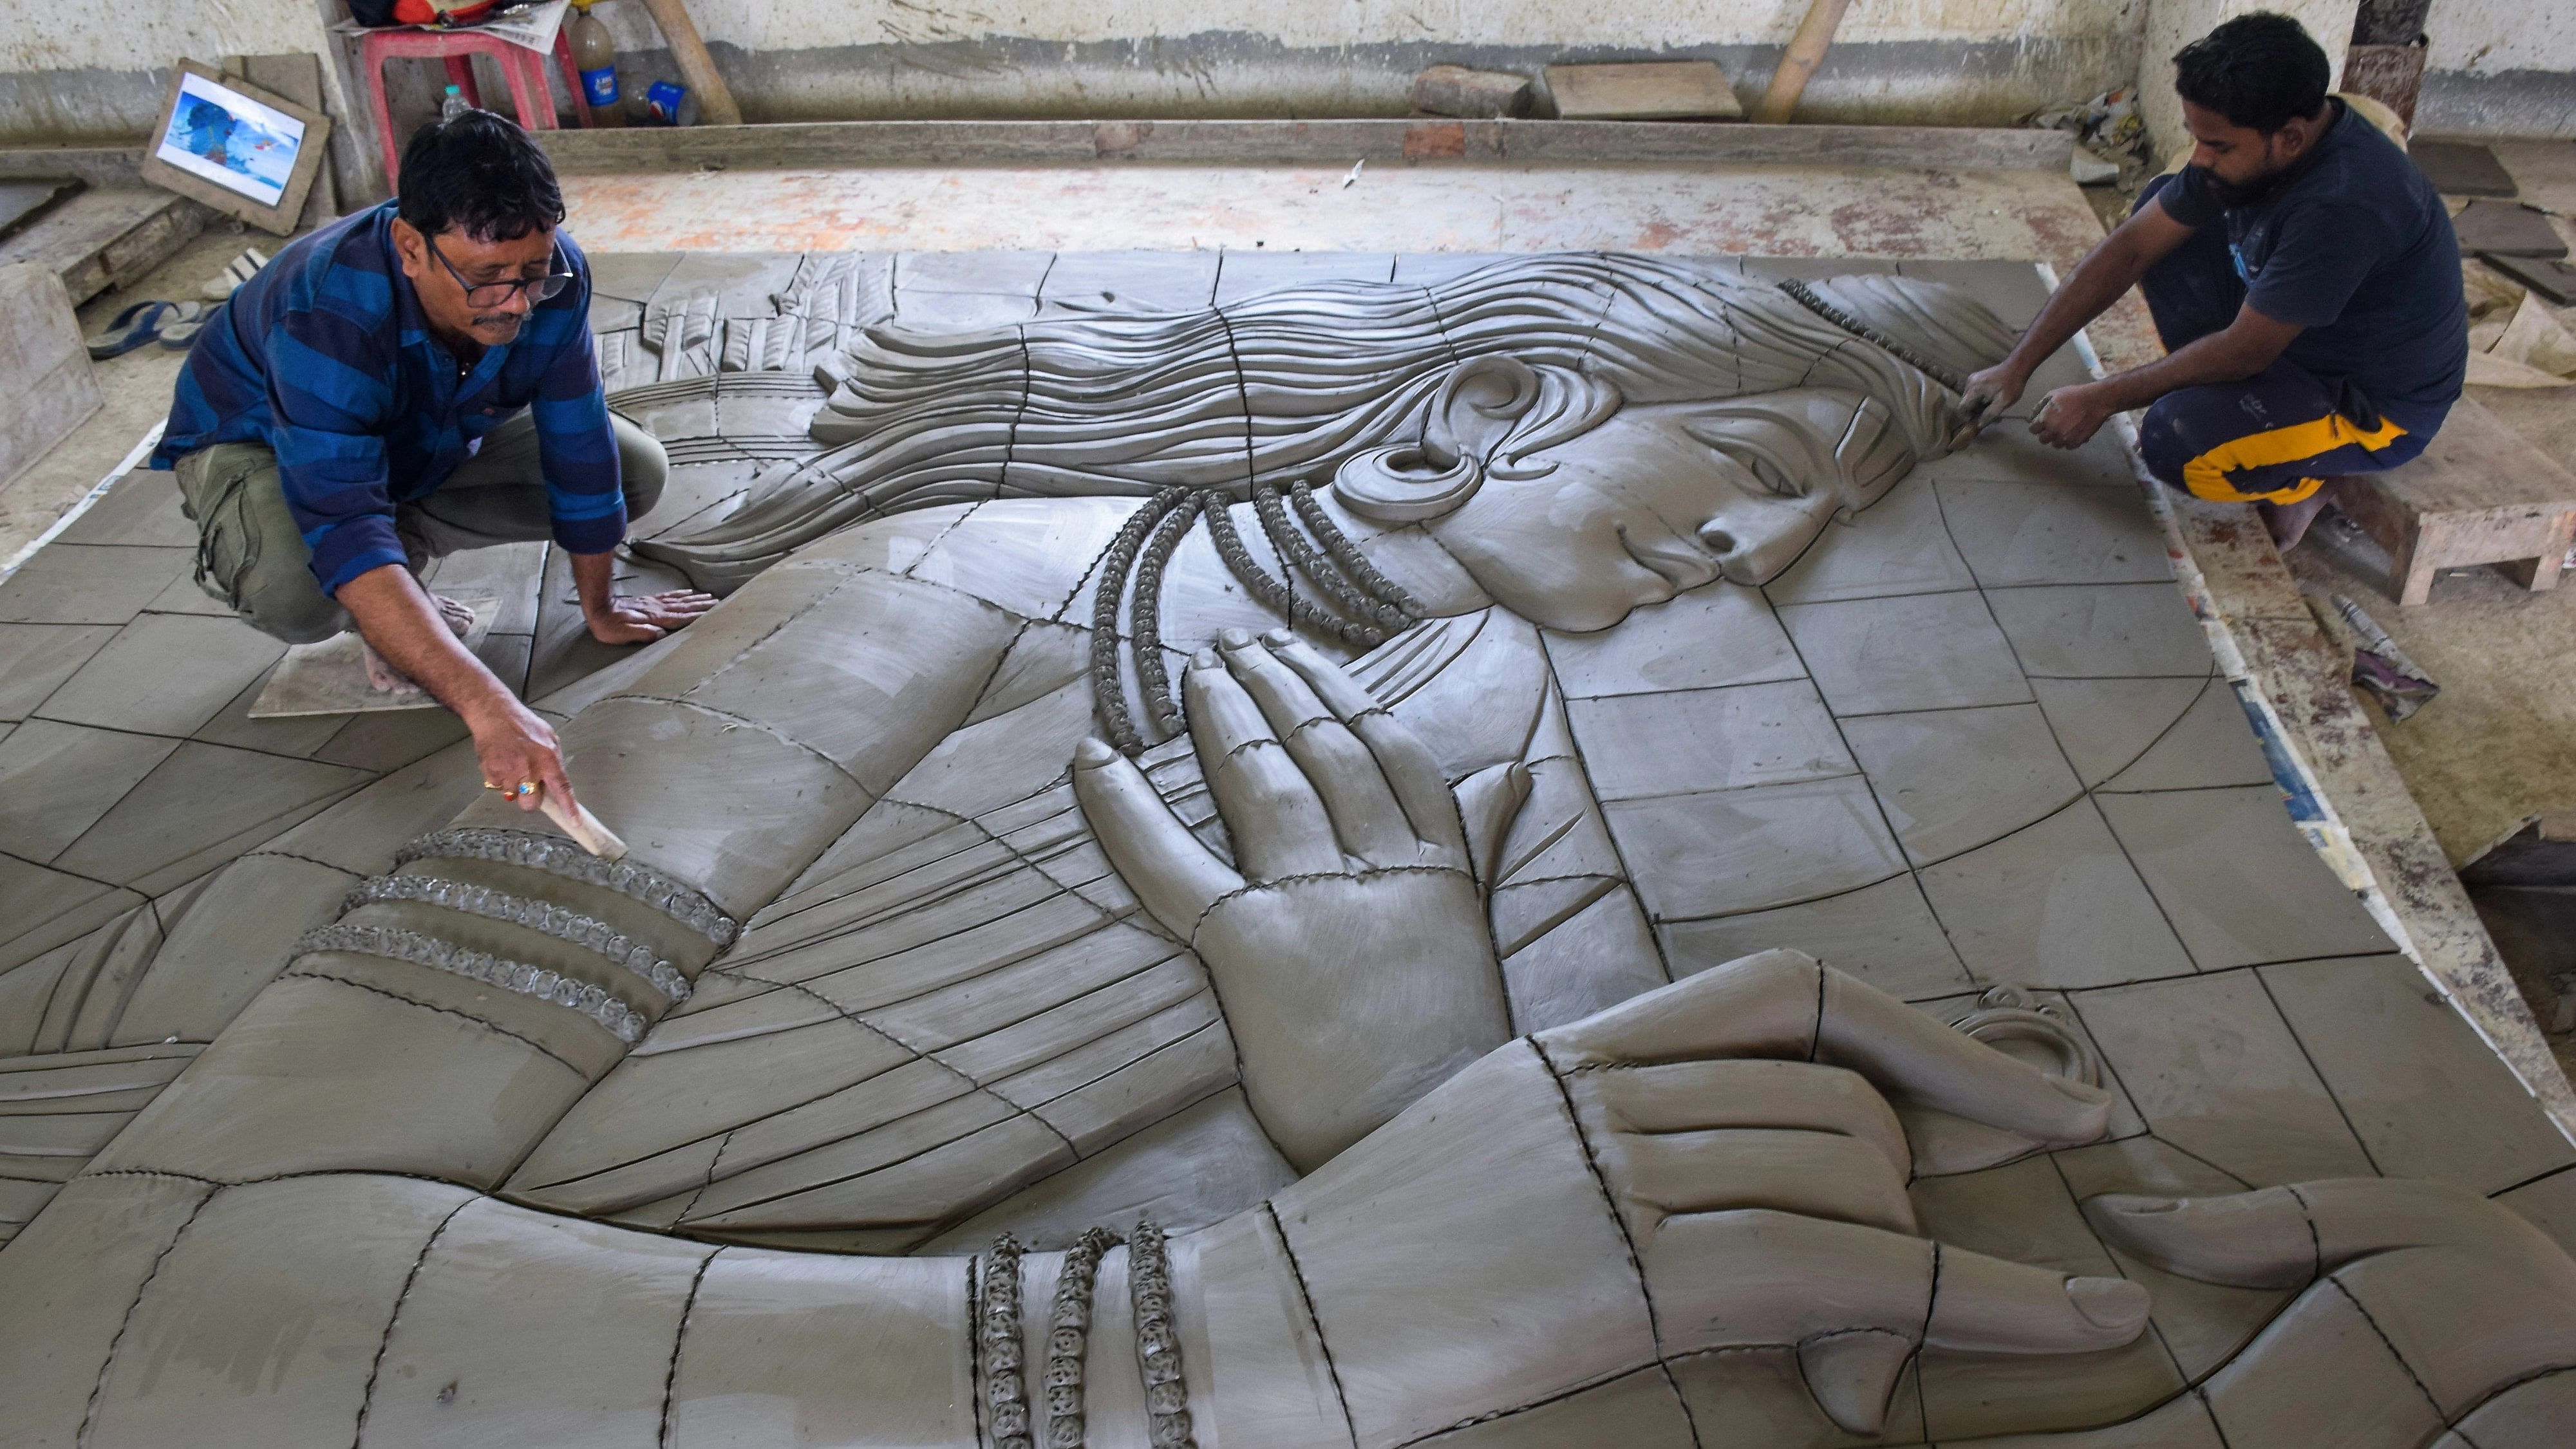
[{"x1": 361, "y1": 26, "x2": 594, "y2": 187}]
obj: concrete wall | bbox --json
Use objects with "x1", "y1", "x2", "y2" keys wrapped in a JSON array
[
  {"x1": 2418, "y1": 0, "x2": 2576, "y2": 138},
  {"x1": 0, "y1": 1, "x2": 341, "y2": 141},
  {"x1": 578, "y1": 0, "x2": 2146, "y2": 128},
  {"x1": 0, "y1": 0, "x2": 2554, "y2": 154},
  {"x1": 0, "y1": 0, "x2": 2147, "y2": 145},
  {"x1": 2137, "y1": 0, "x2": 2357, "y2": 159}
]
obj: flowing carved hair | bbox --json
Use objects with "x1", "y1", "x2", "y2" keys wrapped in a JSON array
[{"x1": 641, "y1": 252, "x2": 2015, "y2": 592}]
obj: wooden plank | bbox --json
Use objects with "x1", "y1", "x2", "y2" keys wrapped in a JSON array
[
  {"x1": 532, "y1": 118, "x2": 2072, "y2": 176},
  {"x1": 1543, "y1": 62, "x2": 1744, "y2": 121},
  {"x1": 0, "y1": 189, "x2": 207, "y2": 306},
  {"x1": 2365, "y1": 398, "x2": 2576, "y2": 521},
  {"x1": 0, "y1": 264, "x2": 100, "y2": 491}
]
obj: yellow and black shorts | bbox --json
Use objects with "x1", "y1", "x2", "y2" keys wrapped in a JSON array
[{"x1": 2135, "y1": 358, "x2": 2425, "y2": 506}]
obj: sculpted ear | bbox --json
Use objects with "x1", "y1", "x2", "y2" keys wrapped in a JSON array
[
  {"x1": 1335, "y1": 357, "x2": 1585, "y2": 523},
  {"x1": 1425, "y1": 355, "x2": 1547, "y2": 469}
]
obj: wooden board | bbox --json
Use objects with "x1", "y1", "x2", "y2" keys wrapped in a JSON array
[
  {"x1": 2340, "y1": 397, "x2": 2576, "y2": 604},
  {"x1": 0, "y1": 178, "x2": 79, "y2": 245},
  {"x1": 0, "y1": 187, "x2": 207, "y2": 306},
  {"x1": 0, "y1": 263, "x2": 102, "y2": 491},
  {"x1": 1543, "y1": 62, "x2": 1744, "y2": 121}
]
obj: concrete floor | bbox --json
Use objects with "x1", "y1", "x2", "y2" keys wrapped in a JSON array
[{"x1": 3, "y1": 144, "x2": 2568, "y2": 1115}]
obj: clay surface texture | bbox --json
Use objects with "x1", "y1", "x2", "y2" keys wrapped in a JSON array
[{"x1": 0, "y1": 251, "x2": 2570, "y2": 1449}]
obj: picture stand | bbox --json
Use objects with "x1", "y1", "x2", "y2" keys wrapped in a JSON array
[{"x1": 138, "y1": 60, "x2": 332, "y2": 236}]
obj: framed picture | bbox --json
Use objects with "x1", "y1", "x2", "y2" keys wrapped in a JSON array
[{"x1": 138, "y1": 61, "x2": 333, "y2": 236}]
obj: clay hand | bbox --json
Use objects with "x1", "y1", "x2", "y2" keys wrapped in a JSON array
[
  {"x1": 2030, "y1": 380, "x2": 2116, "y2": 449},
  {"x1": 1221, "y1": 950, "x2": 2138, "y2": 1448},
  {"x1": 1950, "y1": 363, "x2": 2027, "y2": 449},
  {"x1": 585, "y1": 588, "x2": 717, "y2": 645},
  {"x1": 2080, "y1": 1179, "x2": 2576, "y2": 1447},
  {"x1": 1073, "y1": 627, "x2": 1526, "y2": 1172}
]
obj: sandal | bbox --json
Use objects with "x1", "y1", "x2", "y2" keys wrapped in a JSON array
[
  {"x1": 155, "y1": 302, "x2": 214, "y2": 350},
  {"x1": 84, "y1": 300, "x2": 180, "y2": 359}
]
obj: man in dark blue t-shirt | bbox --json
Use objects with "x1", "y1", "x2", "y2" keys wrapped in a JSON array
[{"x1": 1958, "y1": 12, "x2": 2467, "y2": 549}]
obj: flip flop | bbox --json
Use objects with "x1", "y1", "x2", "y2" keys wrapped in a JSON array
[
  {"x1": 84, "y1": 300, "x2": 178, "y2": 359},
  {"x1": 155, "y1": 302, "x2": 214, "y2": 350}
]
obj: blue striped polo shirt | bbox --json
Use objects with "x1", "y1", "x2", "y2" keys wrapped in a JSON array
[{"x1": 150, "y1": 200, "x2": 623, "y2": 595}]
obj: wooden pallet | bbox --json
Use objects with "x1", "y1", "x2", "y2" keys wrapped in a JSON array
[{"x1": 2340, "y1": 397, "x2": 2576, "y2": 605}]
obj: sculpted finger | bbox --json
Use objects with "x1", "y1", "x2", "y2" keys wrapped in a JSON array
[
  {"x1": 1263, "y1": 631, "x2": 1467, "y2": 857},
  {"x1": 1648, "y1": 1211, "x2": 2146, "y2": 1435},
  {"x1": 1569, "y1": 1057, "x2": 1910, "y2": 1177},
  {"x1": 1538, "y1": 952, "x2": 2110, "y2": 1146},
  {"x1": 1072, "y1": 736, "x2": 1242, "y2": 936},
  {"x1": 2083, "y1": 1178, "x2": 2557, "y2": 1289},
  {"x1": 1813, "y1": 966, "x2": 2111, "y2": 1145},
  {"x1": 1926, "y1": 1242, "x2": 2149, "y2": 1354},
  {"x1": 1184, "y1": 651, "x2": 1340, "y2": 880},
  {"x1": 1219, "y1": 632, "x2": 1415, "y2": 863},
  {"x1": 1613, "y1": 1128, "x2": 1915, "y2": 1235}
]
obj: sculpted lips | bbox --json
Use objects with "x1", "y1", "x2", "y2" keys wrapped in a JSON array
[{"x1": 1617, "y1": 521, "x2": 1724, "y2": 594}]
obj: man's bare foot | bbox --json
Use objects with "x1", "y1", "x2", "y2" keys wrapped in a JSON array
[
  {"x1": 2257, "y1": 485, "x2": 2335, "y2": 552},
  {"x1": 361, "y1": 637, "x2": 420, "y2": 695},
  {"x1": 361, "y1": 595, "x2": 476, "y2": 694},
  {"x1": 431, "y1": 593, "x2": 476, "y2": 640}
]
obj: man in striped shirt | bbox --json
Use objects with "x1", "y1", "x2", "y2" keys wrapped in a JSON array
[{"x1": 153, "y1": 111, "x2": 711, "y2": 812}]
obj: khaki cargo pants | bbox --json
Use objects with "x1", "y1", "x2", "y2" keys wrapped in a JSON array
[{"x1": 174, "y1": 409, "x2": 667, "y2": 645}]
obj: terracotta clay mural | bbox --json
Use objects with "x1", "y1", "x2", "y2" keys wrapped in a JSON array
[{"x1": 2, "y1": 252, "x2": 2574, "y2": 1448}]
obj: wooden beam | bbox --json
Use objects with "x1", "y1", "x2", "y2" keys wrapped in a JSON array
[
  {"x1": 1754, "y1": 0, "x2": 1853, "y2": 124},
  {"x1": 635, "y1": 0, "x2": 742, "y2": 127}
]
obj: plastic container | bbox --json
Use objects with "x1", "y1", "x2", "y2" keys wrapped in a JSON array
[
  {"x1": 642, "y1": 79, "x2": 698, "y2": 126},
  {"x1": 568, "y1": 0, "x2": 625, "y2": 128},
  {"x1": 440, "y1": 83, "x2": 470, "y2": 121}
]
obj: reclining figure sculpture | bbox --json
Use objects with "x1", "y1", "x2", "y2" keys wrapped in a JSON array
[{"x1": 3, "y1": 256, "x2": 2568, "y2": 1448}]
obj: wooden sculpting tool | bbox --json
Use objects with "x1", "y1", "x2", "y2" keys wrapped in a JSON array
[{"x1": 536, "y1": 784, "x2": 630, "y2": 860}]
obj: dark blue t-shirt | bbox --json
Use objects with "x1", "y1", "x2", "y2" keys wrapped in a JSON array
[{"x1": 2157, "y1": 100, "x2": 2467, "y2": 436}]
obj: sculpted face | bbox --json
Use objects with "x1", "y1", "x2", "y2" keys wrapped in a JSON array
[{"x1": 1424, "y1": 385, "x2": 1915, "y2": 633}]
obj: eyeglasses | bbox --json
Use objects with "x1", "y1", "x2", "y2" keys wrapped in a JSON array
[{"x1": 425, "y1": 232, "x2": 575, "y2": 308}]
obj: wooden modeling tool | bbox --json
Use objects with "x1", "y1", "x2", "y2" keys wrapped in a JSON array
[{"x1": 537, "y1": 785, "x2": 629, "y2": 860}]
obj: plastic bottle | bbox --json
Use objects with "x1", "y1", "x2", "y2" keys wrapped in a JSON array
[
  {"x1": 567, "y1": 0, "x2": 625, "y2": 129},
  {"x1": 440, "y1": 84, "x2": 470, "y2": 121}
]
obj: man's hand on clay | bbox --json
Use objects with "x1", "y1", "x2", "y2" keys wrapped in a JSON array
[
  {"x1": 464, "y1": 692, "x2": 576, "y2": 812},
  {"x1": 1949, "y1": 363, "x2": 2028, "y2": 449},
  {"x1": 2030, "y1": 380, "x2": 2118, "y2": 449},
  {"x1": 585, "y1": 587, "x2": 717, "y2": 645},
  {"x1": 1073, "y1": 626, "x2": 1527, "y2": 1171}
]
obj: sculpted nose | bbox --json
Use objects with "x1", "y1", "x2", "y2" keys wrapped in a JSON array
[{"x1": 1696, "y1": 521, "x2": 1737, "y2": 557}]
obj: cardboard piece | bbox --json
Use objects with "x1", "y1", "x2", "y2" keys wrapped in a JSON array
[
  {"x1": 247, "y1": 595, "x2": 500, "y2": 717},
  {"x1": 2409, "y1": 139, "x2": 2517, "y2": 198},
  {"x1": 2453, "y1": 200, "x2": 2568, "y2": 259}
]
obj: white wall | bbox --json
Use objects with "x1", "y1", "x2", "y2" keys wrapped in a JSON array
[
  {"x1": 2418, "y1": 0, "x2": 2576, "y2": 137},
  {"x1": 1, "y1": 0, "x2": 2555, "y2": 150},
  {"x1": 1, "y1": 0, "x2": 2147, "y2": 144},
  {"x1": 0, "y1": 0, "x2": 341, "y2": 137},
  {"x1": 2137, "y1": 0, "x2": 2356, "y2": 159}
]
